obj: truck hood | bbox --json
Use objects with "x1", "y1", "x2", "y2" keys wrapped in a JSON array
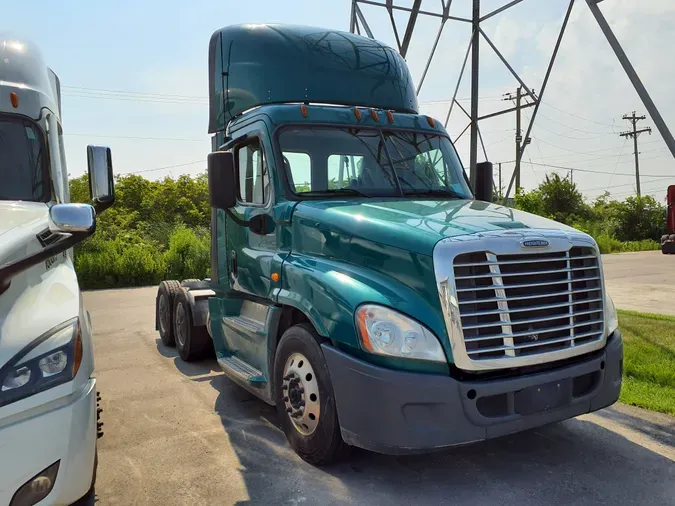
[
  {"x1": 0, "y1": 201, "x2": 81, "y2": 371},
  {"x1": 293, "y1": 198, "x2": 577, "y2": 256},
  {"x1": 0, "y1": 201, "x2": 49, "y2": 265}
]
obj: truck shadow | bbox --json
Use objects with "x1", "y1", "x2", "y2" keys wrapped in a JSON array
[
  {"x1": 195, "y1": 371, "x2": 675, "y2": 506},
  {"x1": 154, "y1": 339, "x2": 221, "y2": 376}
]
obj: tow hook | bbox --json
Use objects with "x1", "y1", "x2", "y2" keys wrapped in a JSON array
[{"x1": 96, "y1": 390, "x2": 104, "y2": 439}]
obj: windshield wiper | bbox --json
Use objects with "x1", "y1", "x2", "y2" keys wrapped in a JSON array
[
  {"x1": 403, "y1": 189, "x2": 464, "y2": 199},
  {"x1": 302, "y1": 188, "x2": 371, "y2": 198}
]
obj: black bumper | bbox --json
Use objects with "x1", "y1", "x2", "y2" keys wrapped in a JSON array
[{"x1": 322, "y1": 332, "x2": 623, "y2": 455}]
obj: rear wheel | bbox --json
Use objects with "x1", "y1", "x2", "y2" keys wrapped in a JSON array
[
  {"x1": 174, "y1": 289, "x2": 212, "y2": 361},
  {"x1": 157, "y1": 280, "x2": 181, "y2": 346},
  {"x1": 274, "y1": 323, "x2": 346, "y2": 465}
]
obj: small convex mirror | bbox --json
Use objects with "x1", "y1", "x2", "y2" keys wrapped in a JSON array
[
  {"x1": 48, "y1": 203, "x2": 96, "y2": 234},
  {"x1": 87, "y1": 145, "x2": 115, "y2": 209}
]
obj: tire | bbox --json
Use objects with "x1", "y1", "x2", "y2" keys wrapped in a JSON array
[
  {"x1": 182, "y1": 278, "x2": 200, "y2": 283},
  {"x1": 173, "y1": 289, "x2": 212, "y2": 362},
  {"x1": 157, "y1": 280, "x2": 181, "y2": 346},
  {"x1": 274, "y1": 323, "x2": 346, "y2": 465}
]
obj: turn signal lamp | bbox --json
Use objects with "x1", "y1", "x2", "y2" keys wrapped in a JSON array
[{"x1": 10, "y1": 92, "x2": 19, "y2": 108}]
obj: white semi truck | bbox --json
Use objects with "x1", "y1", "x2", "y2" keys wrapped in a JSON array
[{"x1": 0, "y1": 37, "x2": 114, "y2": 505}]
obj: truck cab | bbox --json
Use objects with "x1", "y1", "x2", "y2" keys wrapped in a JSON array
[
  {"x1": 156, "y1": 24, "x2": 622, "y2": 465},
  {"x1": 0, "y1": 37, "x2": 114, "y2": 503}
]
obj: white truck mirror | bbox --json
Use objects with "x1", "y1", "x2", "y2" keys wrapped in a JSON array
[
  {"x1": 48, "y1": 203, "x2": 96, "y2": 234},
  {"x1": 86, "y1": 145, "x2": 115, "y2": 212}
]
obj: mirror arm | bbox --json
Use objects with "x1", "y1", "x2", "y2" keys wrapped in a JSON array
[
  {"x1": 0, "y1": 229, "x2": 95, "y2": 296},
  {"x1": 224, "y1": 208, "x2": 251, "y2": 228},
  {"x1": 93, "y1": 199, "x2": 113, "y2": 214},
  {"x1": 219, "y1": 134, "x2": 248, "y2": 152}
]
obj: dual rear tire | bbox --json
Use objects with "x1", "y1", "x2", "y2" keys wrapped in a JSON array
[{"x1": 156, "y1": 280, "x2": 212, "y2": 360}]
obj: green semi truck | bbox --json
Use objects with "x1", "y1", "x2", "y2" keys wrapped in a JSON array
[{"x1": 155, "y1": 24, "x2": 622, "y2": 465}]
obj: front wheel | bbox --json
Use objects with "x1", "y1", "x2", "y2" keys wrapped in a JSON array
[{"x1": 274, "y1": 324, "x2": 346, "y2": 465}]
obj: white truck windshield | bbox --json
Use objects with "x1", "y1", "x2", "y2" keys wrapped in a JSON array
[
  {"x1": 279, "y1": 126, "x2": 472, "y2": 199},
  {"x1": 0, "y1": 116, "x2": 49, "y2": 202}
]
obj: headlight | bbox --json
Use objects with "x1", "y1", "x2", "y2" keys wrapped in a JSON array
[
  {"x1": 0, "y1": 318, "x2": 83, "y2": 408},
  {"x1": 355, "y1": 304, "x2": 446, "y2": 362},
  {"x1": 606, "y1": 294, "x2": 619, "y2": 336}
]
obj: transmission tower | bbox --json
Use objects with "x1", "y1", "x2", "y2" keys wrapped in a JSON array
[
  {"x1": 619, "y1": 112, "x2": 652, "y2": 196},
  {"x1": 349, "y1": 0, "x2": 675, "y2": 201}
]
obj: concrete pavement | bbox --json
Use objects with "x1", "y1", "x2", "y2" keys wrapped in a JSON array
[
  {"x1": 602, "y1": 251, "x2": 674, "y2": 316},
  {"x1": 85, "y1": 282, "x2": 675, "y2": 506}
]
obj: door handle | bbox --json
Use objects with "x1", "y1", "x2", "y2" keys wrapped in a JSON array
[{"x1": 231, "y1": 250, "x2": 238, "y2": 278}]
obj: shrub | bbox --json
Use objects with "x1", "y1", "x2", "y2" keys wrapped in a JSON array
[
  {"x1": 164, "y1": 225, "x2": 210, "y2": 281},
  {"x1": 74, "y1": 236, "x2": 166, "y2": 289}
]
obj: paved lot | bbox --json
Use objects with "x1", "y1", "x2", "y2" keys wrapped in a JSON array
[
  {"x1": 85, "y1": 281, "x2": 674, "y2": 506},
  {"x1": 602, "y1": 251, "x2": 674, "y2": 316}
]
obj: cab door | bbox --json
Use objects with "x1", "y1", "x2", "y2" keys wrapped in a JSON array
[
  {"x1": 227, "y1": 122, "x2": 277, "y2": 298},
  {"x1": 209, "y1": 121, "x2": 279, "y2": 383}
]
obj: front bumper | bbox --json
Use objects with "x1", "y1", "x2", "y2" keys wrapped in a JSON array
[
  {"x1": 0, "y1": 379, "x2": 97, "y2": 506},
  {"x1": 323, "y1": 331, "x2": 622, "y2": 455}
]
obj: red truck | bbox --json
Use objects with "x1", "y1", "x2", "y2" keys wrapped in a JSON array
[{"x1": 662, "y1": 185, "x2": 675, "y2": 254}]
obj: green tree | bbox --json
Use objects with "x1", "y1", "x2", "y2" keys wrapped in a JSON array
[{"x1": 613, "y1": 195, "x2": 665, "y2": 241}]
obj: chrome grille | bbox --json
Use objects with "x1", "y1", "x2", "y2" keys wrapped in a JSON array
[{"x1": 453, "y1": 247, "x2": 604, "y2": 362}]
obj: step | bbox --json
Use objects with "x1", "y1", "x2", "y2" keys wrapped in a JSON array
[{"x1": 217, "y1": 355, "x2": 266, "y2": 384}]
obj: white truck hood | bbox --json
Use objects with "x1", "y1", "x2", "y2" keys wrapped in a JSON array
[{"x1": 0, "y1": 201, "x2": 82, "y2": 370}]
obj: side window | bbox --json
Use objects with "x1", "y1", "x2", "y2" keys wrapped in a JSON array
[
  {"x1": 236, "y1": 138, "x2": 269, "y2": 205},
  {"x1": 46, "y1": 113, "x2": 64, "y2": 202},
  {"x1": 283, "y1": 152, "x2": 311, "y2": 192},
  {"x1": 327, "y1": 154, "x2": 363, "y2": 189}
]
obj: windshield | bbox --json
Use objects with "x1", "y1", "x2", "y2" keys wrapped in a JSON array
[
  {"x1": 278, "y1": 126, "x2": 472, "y2": 199},
  {"x1": 0, "y1": 116, "x2": 49, "y2": 202}
]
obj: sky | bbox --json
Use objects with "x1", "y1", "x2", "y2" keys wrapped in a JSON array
[{"x1": 2, "y1": 0, "x2": 674, "y2": 202}]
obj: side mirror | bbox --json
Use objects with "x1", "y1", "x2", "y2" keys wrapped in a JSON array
[
  {"x1": 474, "y1": 161, "x2": 494, "y2": 202},
  {"x1": 87, "y1": 145, "x2": 115, "y2": 213},
  {"x1": 208, "y1": 151, "x2": 237, "y2": 210},
  {"x1": 49, "y1": 203, "x2": 96, "y2": 234}
]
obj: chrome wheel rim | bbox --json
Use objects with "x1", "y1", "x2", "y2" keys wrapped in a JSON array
[
  {"x1": 159, "y1": 295, "x2": 169, "y2": 335},
  {"x1": 282, "y1": 353, "x2": 320, "y2": 436},
  {"x1": 175, "y1": 302, "x2": 187, "y2": 347}
]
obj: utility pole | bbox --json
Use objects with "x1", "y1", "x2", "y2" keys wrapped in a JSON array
[
  {"x1": 569, "y1": 169, "x2": 573, "y2": 184},
  {"x1": 469, "y1": 0, "x2": 480, "y2": 188},
  {"x1": 498, "y1": 162, "x2": 503, "y2": 201},
  {"x1": 619, "y1": 111, "x2": 652, "y2": 196},
  {"x1": 503, "y1": 87, "x2": 531, "y2": 192}
]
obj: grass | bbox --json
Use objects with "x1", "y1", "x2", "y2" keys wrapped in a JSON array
[
  {"x1": 618, "y1": 310, "x2": 675, "y2": 415},
  {"x1": 594, "y1": 234, "x2": 660, "y2": 254}
]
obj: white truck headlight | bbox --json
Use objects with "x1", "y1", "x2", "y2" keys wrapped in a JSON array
[
  {"x1": 0, "y1": 318, "x2": 83, "y2": 407},
  {"x1": 356, "y1": 304, "x2": 446, "y2": 362},
  {"x1": 606, "y1": 294, "x2": 619, "y2": 336}
]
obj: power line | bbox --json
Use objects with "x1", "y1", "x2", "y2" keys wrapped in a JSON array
[
  {"x1": 533, "y1": 110, "x2": 617, "y2": 137},
  {"x1": 62, "y1": 92, "x2": 207, "y2": 105},
  {"x1": 119, "y1": 160, "x2": 205, "y2": 175},
  {"x1": 523, "y1": 160, "x2": 672, "y2": 178},
  {"x1": 65, "y1": 133, "x2": 206, "y2": 142},
  {"x1": 62, "y1": 85, "x2": 206, "y2": 100},
  {"x1": 605, "y1": 137, "x2": 629, "y2": 191},
  {"x1": 540, "y1": 102, "x2": 619, "y2": 128}
]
